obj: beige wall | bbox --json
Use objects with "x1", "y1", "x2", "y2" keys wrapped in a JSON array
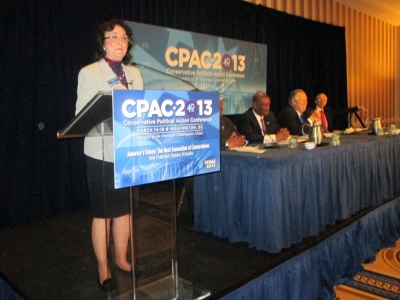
[{"x1": 247, "y1": 0, "x2": 400, "y2": 127}]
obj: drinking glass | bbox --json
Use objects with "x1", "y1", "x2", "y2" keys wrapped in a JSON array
[
  {"x1": 331, "y1": 134, "x2": 341, "y2": 146},
  {"x1": 389, "y1": 124, "x2": 396, "y2": 135},
  {"x1": 288, "y1": 136, "x2": 298, "y2": 148}
]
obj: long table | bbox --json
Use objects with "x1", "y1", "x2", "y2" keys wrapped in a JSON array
[{"x1": 194, "y1": 133, "x2": 400, "y2": 253}]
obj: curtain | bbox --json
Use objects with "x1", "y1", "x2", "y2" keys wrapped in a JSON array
[{"x1": 0, "y1": 0, "x2": 348, "y2": 228}]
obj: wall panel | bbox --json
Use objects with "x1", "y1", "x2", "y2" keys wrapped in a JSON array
[{"x1": 247, "y1": 0, "x2": 399, "y2": 127}]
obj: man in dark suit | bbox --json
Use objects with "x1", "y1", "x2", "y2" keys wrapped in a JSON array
[
  {"x1": 220, "y1": 99, "x2": 246, "y2": 149},
  {"x1": 276, "y1": 89, "x2": 321, "y2": 136},
  {"x1": 313, "y1": 93, "x2": 368, "y2": 132},
  {"x1": 237, "y1": 92, "x2": 289, "y2": 143}
]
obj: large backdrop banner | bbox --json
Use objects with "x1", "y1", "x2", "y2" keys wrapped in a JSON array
[{"x1": 127, "y1": 21, "x2": 267, "y2": 115}]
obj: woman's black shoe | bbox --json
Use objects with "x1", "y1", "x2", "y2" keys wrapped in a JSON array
[{"x1": 99, "y1": 277, "x2": 117, "y2": 293}]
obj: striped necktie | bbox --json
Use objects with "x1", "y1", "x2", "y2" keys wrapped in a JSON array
[{"x1": 261, "y1": 117, "x2": 267, "y2": 134}]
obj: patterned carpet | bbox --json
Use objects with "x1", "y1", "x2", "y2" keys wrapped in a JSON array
[{"x1": 335, "y1": 239, "x2": 400, "y2": 299}]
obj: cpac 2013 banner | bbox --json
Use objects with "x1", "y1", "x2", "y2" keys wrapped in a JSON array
[
  {"x1": 127, "y1": 21, "x2": 267, "y2": 115},
  {"x1": 112, "y1": 90, "x2": 220, "y2": 188}
]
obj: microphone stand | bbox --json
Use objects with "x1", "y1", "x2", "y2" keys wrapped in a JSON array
[
  {"x1": 262, "y1": 132, "x2": 280, "y2": 149},
  {"x1": 131, "y1": 62, "x2": 200, "y2": 91}
]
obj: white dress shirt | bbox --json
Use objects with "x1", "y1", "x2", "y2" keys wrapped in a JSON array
[{"x1": 252, "y1": 110, "x2": 276, "y2": 143}]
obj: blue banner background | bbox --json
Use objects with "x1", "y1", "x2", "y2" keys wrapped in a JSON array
[
  {"x1": 113, "y1": 90, "x2": 220, "y2": 188},
  {"x1": 127, "y1": 21, "x2": 267, "y2": 115}
]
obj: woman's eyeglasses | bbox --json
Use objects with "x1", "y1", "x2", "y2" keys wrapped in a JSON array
[{"x1": 104, "y1": 35, "x2": 129, "y2": 43}]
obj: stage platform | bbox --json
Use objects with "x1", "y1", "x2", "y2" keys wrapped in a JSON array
[{"x1": 1, "y1": 190, "x2": 399, "y2": 300}]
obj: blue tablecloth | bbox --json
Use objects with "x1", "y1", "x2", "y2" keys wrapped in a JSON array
[
  {"x1": 221, "y1": 196, "x2": 400, "y2": 300},
  {"x1": 194, "y1": 134, "x2": 400, "y2": 253},
  {"x1": 0, "y1": 278, "x2": 23, "y2": 300}
]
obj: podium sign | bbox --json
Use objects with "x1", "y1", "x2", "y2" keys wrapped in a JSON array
[{"x1": 112, "y1": 90, "x2": 220, "y2": 189}]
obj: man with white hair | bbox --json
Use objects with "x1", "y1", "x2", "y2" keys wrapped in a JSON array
[
  {"x1": 313, "y1": 92, "x2": 368, "y2": 132},
  {"x1": 277, "y1": 89, "x2": 321, "y2": 136}
]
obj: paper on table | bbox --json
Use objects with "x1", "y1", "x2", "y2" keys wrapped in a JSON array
[
  {"x1": 231, "y1": 145, "x2": 266, "y2": 153},
  {"x1": 323, "y1": 133, "x2": 334, "y2": 138},
  {"x1": 344, "y1": 127, "x2": 355, "y2": 134},
  {"x1": 297, "y1": 136, "x2": 308, "y2": 142},
  {"x1": 277, "y1": 139, "x2": 289, "y2": 145},
  {"x1": 278, "y1": 136, "x2": 308, "y2": 144}
]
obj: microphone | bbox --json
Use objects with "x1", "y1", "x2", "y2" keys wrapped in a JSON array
[
  {"x1": 267, "y1": 134, "x2": 277, "y2": 144},
  {"x1": 262, "y1": 131, "x2": 280, "y2": 149},
  {"x1": 131, "y1": 62, "x2": 200, "y2": 91},
  {"x1": 266, "y1": 134, "x2": 280, "y2": 148}
]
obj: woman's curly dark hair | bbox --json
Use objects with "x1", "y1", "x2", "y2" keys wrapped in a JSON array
[{"x1": 94, "y1": 19, "x2": 134, "y2": 65}]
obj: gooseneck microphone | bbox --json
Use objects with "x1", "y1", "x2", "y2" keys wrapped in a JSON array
[
  {"x1": 266, "y1": 134, "x2": 280, "y2": 148},
  {"x1": 131, "y1": 62, "x2": 200, "y2": 91},
  {"x1": 261, "y1": 130, "x2": 280, "y2": 149}
]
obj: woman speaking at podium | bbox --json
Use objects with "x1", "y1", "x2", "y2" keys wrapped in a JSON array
[{"x1": 75, "y1": 19, "x2": 143, "y2": 292}]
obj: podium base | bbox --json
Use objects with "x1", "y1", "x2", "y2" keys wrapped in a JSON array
[{"x1": 110, "y1": 277, "x2": 211, "y2": 300}]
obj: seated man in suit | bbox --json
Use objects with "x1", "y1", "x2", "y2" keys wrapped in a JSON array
[
  {"x1": 220, "y1": 99, "x2": 246, "y2": 149},
  {"x1": 314, "y1": 93, "x2": 368, "y2": 132},
  {"x1": 276, "y1": 89, "x2": 321, "y2": 136},
  {"x1": 237, "y1": 92, "x2": 289, "y2": 143}
]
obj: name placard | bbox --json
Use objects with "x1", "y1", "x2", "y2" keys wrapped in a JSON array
[{"x1": 113, "y1": 90, "x2": 220, "y2": 188}]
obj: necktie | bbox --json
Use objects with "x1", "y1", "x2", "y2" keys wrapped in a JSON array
[
  {"x1": 261, "y1": 117, "x2": 267, "y2": 134},
  {"x1": 320, "y1": 110, "x2": 328, "y2": 132},
  {"x1": 300, "y1": 115, "x2": 305, "y2": 124}
]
